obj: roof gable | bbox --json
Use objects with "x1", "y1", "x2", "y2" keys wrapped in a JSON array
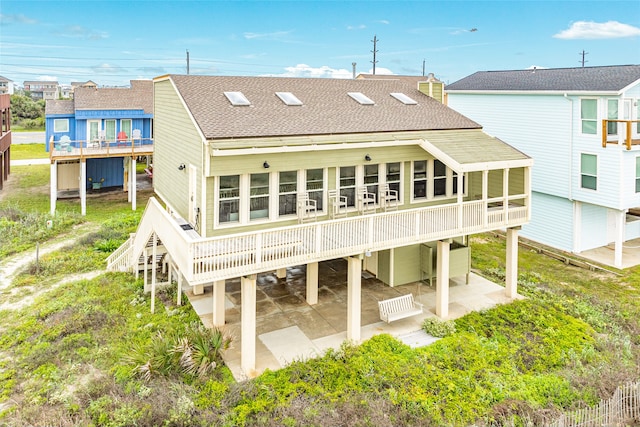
[
  {"x1": 163, "y1": 75, "x2": 480, "y2": 140},
  {"x1": 447, "y1": 65, "x2": 640, "y2": 93}
]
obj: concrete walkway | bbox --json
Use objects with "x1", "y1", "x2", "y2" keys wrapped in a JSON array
[{"x1": 184, "y1": 259, "x2": 522, "y2": 381}]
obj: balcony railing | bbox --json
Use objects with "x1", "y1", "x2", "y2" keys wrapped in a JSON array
[
  {"x1": 602, "y1": 120, "x2": 640, "y2": 150},
  {"x1": 48, "y1": 136, "x2": 154, "y2": 160},
  {"x1": 110, "y1": 194, "x2": 529, "y2": 285}
]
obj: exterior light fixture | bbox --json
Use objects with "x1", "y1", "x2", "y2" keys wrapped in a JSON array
[
  {"x1": 178, "y1": 163, "x2": 186, "y2": 171},
  {"x1": 365, "y1": 154, "x2": 371, "y2": 161},
  {"x1": 263, "y1": 161, "x2": 270, "y2": 168}
]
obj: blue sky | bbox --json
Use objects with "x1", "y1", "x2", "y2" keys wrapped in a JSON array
[{"x1": 1, "y1": 0, "x2": 639, "y2": 87}]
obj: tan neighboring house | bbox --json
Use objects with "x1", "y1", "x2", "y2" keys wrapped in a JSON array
[
  {"x1": 357, "y1": 73, "x2": 445, "y2": 103},
  {"x1": 107, "y1": 75, "x2": 533, "y2": 377}
]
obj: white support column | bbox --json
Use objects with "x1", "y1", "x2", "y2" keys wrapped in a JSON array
[
  {"x1": 151, "y1": 233, "x2": 157, "y2": 313},
  {"x1": 50, "y1": 162, "x2": 57, "y2": 216},
  {"x1": 126, "y1": 158, "x2": 131, "y2": 201},
  {"x1": 177, "y1": 271, "x2": 183, "y2": 306},
  {"x1": 212, "y1": 280, "x2": 226, "y2": 327},
  {"x1": 614, "y1": 209, "x2": 625, "y2": 269},
  {"x1": 505, "y1": 227, "x2": 519, "y2": 298},
  {"x1": 347, "y1": 256, "x2": 361, "y2": 342},
  {"x1": 436, "y1": 240, "x2": 450, "y2": 319},
  {"x1": 276, "y1": 267, "x2": 287, "y2": 279},
  {"x1": 241, "y1": 274, "x2": 257, "y2": 376},
  {"x1": 131, "y1": 157, "x2": 137, "y2": 211},
  {"x1": 80, "y1": 160, "x2": 87, "y2": 216},
  {"x1": 306, "y1": 262, "x2": 319, "y2": 305}
]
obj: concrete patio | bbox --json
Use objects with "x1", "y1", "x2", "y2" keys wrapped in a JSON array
[{"x1": 184, "y1": 258, "x2": 523, "y2": 381}]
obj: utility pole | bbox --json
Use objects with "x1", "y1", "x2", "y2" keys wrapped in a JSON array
[
  {"x1": 579, "y1": 50, "x2": 588, "y2": 67},
  {"x1": 422, "y1": 59, "x2": 426, "y2": 76},
  {"x1": 186, "y1": 49, "x2": 190, "y2": 74},
  {"x1": 352, "y1": 62, "x2": 357, "y2": 79},
  {"x1": 371, "y1": 35, "x2": 379, "y2": 75}
]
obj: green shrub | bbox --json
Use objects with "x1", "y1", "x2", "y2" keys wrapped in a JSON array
[{"x1": 422, "y1": 316, "x2": 456, "y2": 337}]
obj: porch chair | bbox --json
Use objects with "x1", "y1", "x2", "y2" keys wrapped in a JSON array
[
  {"x1": 59, "y1": 135, "x2": 71, "y2": 152},
  {"x1": 380, "y1": 184, "x2": 399, "y2": 211},
  {"x1": 297, "y1": 192, "x2": 317, "y2": 223},
  {"x1": 328, "y1": 189, "x2": 348, "y2": 219},
  {"x1": 132, "y1": 129, "x2": 142, "y2": 145},
  {"x1": 357, "y1": 186, "x2": 376, "y2": 215}
]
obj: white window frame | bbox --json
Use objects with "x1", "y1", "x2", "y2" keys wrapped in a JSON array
[
  {"x1": 580, "y1": 98, "x2": 598, "y2": 135},
  {"x1": 412, "y1": 160, "x2": 428, "y2": 201},
  {"x1": 305, "y1": 168, "x2": 326, "y2": 212},
  {"x1": 278, "y1": 170, "x2": 298, "y2": 217},
  {"x1": 120, "y1": 119, "x2": 132, "y2": 138},
  {"x1": 580, "y1": 153, "x2": 598, "y2": 191},
  {"x1": 53, "y1": 118, "x2": 68, "y2": 133}
]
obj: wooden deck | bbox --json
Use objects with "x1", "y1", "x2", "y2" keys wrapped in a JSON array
[{"x1": 49, "y1": 139, "x2": 153, "y2": 161}]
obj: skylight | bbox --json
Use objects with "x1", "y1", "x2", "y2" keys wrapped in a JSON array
[
  {"x1": 223, "y1": 91, "x2": 251, "y2": 106},
  {"x1": 276, "y1": 92, "x2": 303, "y2": 106},
  {"x1": 390, "y1": 92, "x2": 418, "y2": 105},
  {"x1": 347, "y1": 92, "x2": 375, "y2": 105}
]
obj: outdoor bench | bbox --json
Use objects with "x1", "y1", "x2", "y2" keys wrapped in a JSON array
[{"x1": 378, "y1": 293, "x2": 423, "y2": 323}]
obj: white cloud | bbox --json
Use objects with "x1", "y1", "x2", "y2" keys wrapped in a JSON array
[
  {"x1": 55, "y1": 25, "x2": 109, "y2": 40},
  {"x1": 377, "y1": 20, "x2": 390, "y2": 25},
  {"x1": 264, "y1": 64, "x2": 353, "y2": 79},
  {"x1": 554, "y1": 21, "x2": 640, "y2": 39},
  {"x1": 367, "y1": 67, "x2": 394, "y2": 75},
  {"x1": 37, "y1": 75, "x2": 58, "y2": 81},
  {"x1": 347, "y1": 24, "x2": 367, "y2": 30},
  {"x1": 526, "y1": 65, "x2": 548, "y2": 70},
  {"x1": 0, "y1": 13, "x2": 37, "y2": 25},
  {"x1": 91, "y1": 63, "x2": 126, "y2": 74},
  {"x1": 243, "y1": 30, "x2": 293, "y2": 41}
]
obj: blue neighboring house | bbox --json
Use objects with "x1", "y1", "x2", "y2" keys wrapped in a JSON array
[{"x1": 45, "y1": 80, "x2": 153, "y2": 215}]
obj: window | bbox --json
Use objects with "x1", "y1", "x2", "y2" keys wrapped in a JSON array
[
  {"x1": 452, "y1": 170, "x2": 464, "y2": 195},
  {"x1": 278, "y1": 171, "x2": 297, "y2": 216},
  {"x1": 340, "y1": 166, "x2": 356, "y2": 207},
  {"x1": 636, "y1": 157, "x2": 640, "y2": 193},
  {"x1": 306, "y1": 169, "x2": 324, "y2": 210},
  {"x1": 250, "y1": 173, "x2": 269, "y2": 219},
  {"x1": 88, "y1": 120, "x2": 100, "y2": 142},
  {"x1": 364, "y1": 164, "x2": 379, "y2": 202},
  {"x1": 219, "y1": 175, "x2": 240, "y2": 223},
  {"x1": 413, "y1": 161, "x2": 427, "y2": 199},
  {"x1": 105, "y1": 119, "x2": 116, "y2": 141},
  {"x1": 120, "y1": 119, "x2": 132, "y2": 138},
  {"x1": 433, "y1": 160, "x2": 447, "y2": 197},
  {"x1": 275, "y1": 92, "x2": 303, "y2": 106},
  {"x1": 581, "y1": 99, "x2": 597, "y2": 135},
  {"x1": 223, "y1": 91, "x2": 251, "y2": 106},
  {"x1": 581, "y1": 154, "x2": 597, "y2": 190},
  {"x1": 390, "y1": 92, "x2": 417, "y2": 105},
  {"x1": 347, "y1": 92, "x2": 375, "y2": 105},
  {"x1": 53, "y1": 119, "x2": 68, "y2": 133},
  {"x1": 607, "y1": 99, "x2": 618, "y2": 135},
  {"x1": 386, "y1": 162, "x2": 401, "y2": 195}
]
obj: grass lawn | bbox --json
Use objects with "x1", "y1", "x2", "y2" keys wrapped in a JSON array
[
  {"x1": 10, "y1": 143, "x2": 48, "y2": 160},
  {"x1": 0, "y1": 163, "x2": 638, "y2": 427}
]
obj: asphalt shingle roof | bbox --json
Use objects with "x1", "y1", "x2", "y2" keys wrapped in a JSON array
[
  {"x1": 446, "y1": 65, "x2": 640, "y2": 92},
  {"x1": 73, "y1": 80, "x2": 153, "y2": 113},
  {"x1": 166, "y1": 75, "x2": 481, "y2": 140},
  {"x1": 45, "y1": 100, "x2": 74, "y2": 115}
]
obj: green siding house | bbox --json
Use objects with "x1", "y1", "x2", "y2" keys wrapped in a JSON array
[{"x1": 108, "y1": 74, "x2": 532, "y2": 377}]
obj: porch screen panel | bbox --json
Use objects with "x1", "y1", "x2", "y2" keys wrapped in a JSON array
[
  {"x1": 306, "y1": 168, "x2": 324, "y2": 210},
  {"x1": 386, "y1": 162, "x2": 401, "y2": 194},
  {"x1": 250, "y1": 173, "x2": 270, "y2": 219},
  {"x1": 434, "y1": 160, "x2": 447, "y2": 197},
  {"x1": 279, "y1": 171, "x2": 297, "y2": 216},
  {"x1": 636, "y1": 157, "x2": 640, "y2": 193},
  {"x1": 340, "y1": 166, "x2": 356, "y2": 207},
  {"x1": 413, "y1": 160, "x2": 427, "y2": 199},
  {"x1": 364, "y1": 164, "x2": 379, "y2": 202},
  {"x1": 219, "y1": 175, "x2": 240, "y2": 223}
]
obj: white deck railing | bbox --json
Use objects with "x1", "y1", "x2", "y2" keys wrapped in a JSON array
[{"x1": 109, "y1": 196, "x2": 528, "y2": 285}]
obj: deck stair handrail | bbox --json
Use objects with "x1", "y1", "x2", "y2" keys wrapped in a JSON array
[
  {"x1": 109, "y1": 195, "x2": 528, "y2": 287},
  {"x1": 105, "y1": 234, "x2": 134, "y2": 272}
]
